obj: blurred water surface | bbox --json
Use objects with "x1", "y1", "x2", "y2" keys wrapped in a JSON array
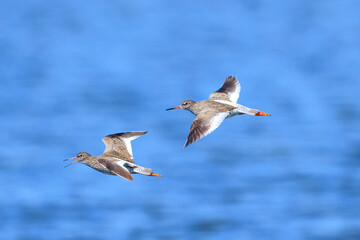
[{"x1": 1, "y1": 1, "x2": 360, "y2": 239}]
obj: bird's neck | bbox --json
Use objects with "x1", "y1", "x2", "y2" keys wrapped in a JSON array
[
  {"x1": 82, "y1": 156, "x2": 97, "y2": 166},
  {"x1": 187, "y1": 101, "x2": 203, "y2": 115}
]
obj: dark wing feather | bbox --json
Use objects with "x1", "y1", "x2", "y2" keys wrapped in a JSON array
[
  {"x1": 184, "y1": 111, "x2": 228, "y2": 148},
  {"x1": 98, "y1": 159, "x2": 133, "y2": 181},
  {"x1": 209, "y1": 76, "x2": 241, "y2": 103}
]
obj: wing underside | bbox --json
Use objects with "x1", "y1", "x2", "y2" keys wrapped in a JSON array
[{"x1": 184, "y1": 111, "x2": 228, "y2": 148}]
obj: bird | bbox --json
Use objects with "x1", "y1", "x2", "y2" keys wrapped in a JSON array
[
  {"x1": 64, "y1": 131, "x2": 162, "y2": 181},
  {"x1": 166, "y1": 76, "x2": 270, "y2": 148}
]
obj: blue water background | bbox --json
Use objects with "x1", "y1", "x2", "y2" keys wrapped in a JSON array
[{"x1": 1, "y1": 1, "x2": 360, "y2": 239}]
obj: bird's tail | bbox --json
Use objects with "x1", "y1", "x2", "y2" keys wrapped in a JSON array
[
  {"x1": 234, "y1": 104, "x2": 271, "y2": 116},
  {"x1": 132, "y1": 166, "x2": 162, "y2": 177}
]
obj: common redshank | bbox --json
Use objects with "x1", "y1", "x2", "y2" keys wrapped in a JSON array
[
  {"x1": 64, "y1": 131, "x2": 162, "y2": 181},
  {"x1": 166, "y1": 76, "x2": 270, "y2": 147}
]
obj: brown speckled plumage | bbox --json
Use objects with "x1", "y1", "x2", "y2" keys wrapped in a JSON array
[
  {"x1": 167, "y1": 75, "x2": 271, "y2": 147},
  {"x1": 65, "y1": 131, "x2": 162, "y2": 181}
]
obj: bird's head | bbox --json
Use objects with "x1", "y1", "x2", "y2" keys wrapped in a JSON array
[
  {"x1": 64, "y1": 152, "x2": 91, "y2": 168},
  {"x1": 166, "y1": 100, "x2": 195, "y2": 111}
]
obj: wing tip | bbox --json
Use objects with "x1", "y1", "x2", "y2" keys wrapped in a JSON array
[
  {"x1": 120, "y1": 174, "x2": 133, "y2": 181},
  {"x1": 183, "y1": 137, "x2": 195, "y2": 149},
  {"x1": 215, "y1": 75, "x2": 239, "y2": 93},
  {"x1": 106, "y1": 131, "x2": 148, "y2": 139},
  {"x1": 224, "y1": 75, "x2": 237, "y2": 83},
  {"x1": 226, "y1": 75, "x2": 236, "y2": 80}
]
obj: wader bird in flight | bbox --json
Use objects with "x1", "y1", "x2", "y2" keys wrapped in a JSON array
[
  {"x1": 65, "y1": 131, "x2": 162, "y2": 181},
  {"x1": 167, "y1": 76, "x2": 270, "y2": 148}
]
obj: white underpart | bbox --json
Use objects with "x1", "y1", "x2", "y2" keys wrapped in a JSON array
[
  {"x1": 112, "y1": 159, "x2": 133, "y2": 173},
  {"x1": 213, "y1": 99, "x2": 238, "y2": 107},
  {"x1": 228, "y1": 81, "x2": 241, "y2": 103},
  {"x1": 114, "y1": 159, "x2": 135, "y2": 167},
  {"x1": 206, "y1": 112, "x2": 229, "y2": 137},
  {"x1": 123, "y1": 135, "x2": 142, "y2": 159}
]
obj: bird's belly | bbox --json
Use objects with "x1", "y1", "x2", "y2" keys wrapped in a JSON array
[{"x1": 226, "y1": 110, "x2": 244, "y2": 119}]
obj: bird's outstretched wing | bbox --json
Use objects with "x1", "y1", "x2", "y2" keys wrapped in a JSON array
[
  {"x1": 102, "y1": 131, "x2": 147, "y2": 163},
  {"x1": 209, "y1": 76, "x2": 241, "y2": 103},
  {"x1": 98, "y1": 159, "x2": 133, "y2": 181},
  {"x1": 184, "y1": 110, "x2": 228, "y2": 148}
]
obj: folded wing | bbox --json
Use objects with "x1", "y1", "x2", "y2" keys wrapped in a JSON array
[
  {"x1": 209, "y1": 76, "x2": 241, "y2": 103},
  {"x1": 102, "y1": 131, "x2": 147, "y2": 163},
  {"x1": 98, "y1": 158, "x2": 133, "y2": 181}
]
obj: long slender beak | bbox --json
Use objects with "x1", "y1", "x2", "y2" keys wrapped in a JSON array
[
  {"x1": 166, "y1": 105, "x2": 182, "y2": 111},
  {"x1": 63, "y1": 156, "x2": 77, "y2": 161},
  {"x1": 64, "y1": 157, "x2": 79, "y2": 168}
]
